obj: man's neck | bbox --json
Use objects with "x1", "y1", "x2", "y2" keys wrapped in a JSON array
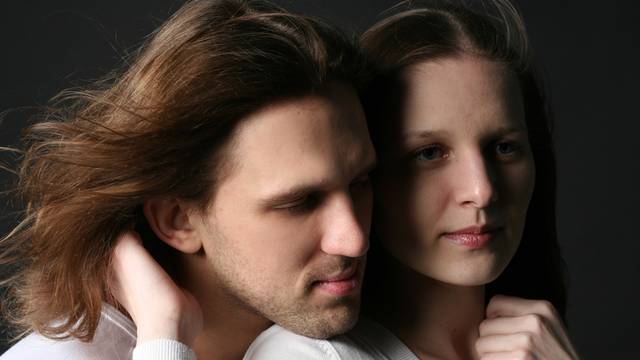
[
  {"x1": 179, "y1": 255, "x2": 272, "y2": 360},
  {"x1": 192, "y1": 302, "x2": 270, "y2": 360},
  {"x1": 369, "y1": 255, "x2": 485, "y2": 360}
]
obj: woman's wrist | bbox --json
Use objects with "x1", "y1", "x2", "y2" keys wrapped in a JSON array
[
  {"x1": 133, "y1": 338, "x2": 196, "y2": 360},
  {"x1": 136, "y1": 314, "x2": 193, "y2": 346}
]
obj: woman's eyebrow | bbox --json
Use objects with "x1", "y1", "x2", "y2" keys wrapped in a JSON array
[
  {"x1": 402, "y1": 129, "x2": 437, "y2": 141},
  {"x1": 492, "y1": 125, "x2": 527, "y2": 136}
]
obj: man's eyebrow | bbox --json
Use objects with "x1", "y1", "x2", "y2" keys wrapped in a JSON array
[
  {"x1": 259, "y1": 159, "x2": 377, "y2": 208},
  {"x1": 259, "y1": 182, "x2": 328, "y2": 208}
]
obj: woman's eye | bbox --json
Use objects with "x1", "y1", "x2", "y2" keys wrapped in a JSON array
[
  {"x1": 416, "y1": 146, "x2": 445, "y2": 161},
  {"x1": 495, "y1": 142, "x2": 517, "y2": 156},
  {"x1": 351, "y1": 175, "x2": 371, "y2": 188}
]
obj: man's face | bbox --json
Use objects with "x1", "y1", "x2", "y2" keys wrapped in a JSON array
[{"x1": 193, "y1": 82, "x2": 376, "y2": 339}]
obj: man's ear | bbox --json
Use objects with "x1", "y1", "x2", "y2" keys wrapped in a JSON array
[{"x1": 143, "y1": 197, "x2": 202, "y2": 254}]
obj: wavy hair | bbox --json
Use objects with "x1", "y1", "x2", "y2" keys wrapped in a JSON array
[{"x1": 0, "y1": 0, "x2": 367, "y2": 341}]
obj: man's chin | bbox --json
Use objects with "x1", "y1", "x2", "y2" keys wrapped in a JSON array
[{"x1": 276, "y1": 300, "x2": 360, "y2": 339}]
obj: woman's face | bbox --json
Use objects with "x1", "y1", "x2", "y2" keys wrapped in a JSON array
[{"x1": 374, "y1": 55, "x2": 535, "y2": 286}]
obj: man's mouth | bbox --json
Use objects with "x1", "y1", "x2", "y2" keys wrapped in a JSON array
[{"x1": 312, "y1": 263, "x2": 361, "y2": 296}]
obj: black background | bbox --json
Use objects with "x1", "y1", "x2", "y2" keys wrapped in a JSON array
[{"x1": 1, "y1": 1, "x2": 639, "y2": 358}]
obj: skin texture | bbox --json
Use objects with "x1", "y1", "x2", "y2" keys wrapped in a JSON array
[
  {"x1": 375, "y1": 55, "x2": 534, "y2": 287},
  {"x1": 111, "y1": 82, "x2": 377, "y2": 359},
  {"x1": 476, "y1": 295, "x2": 579, "y2": 359},
  {"x1": 370, "y1": 55, "x2": 578, "y2": 359},
  {"x1": 187, "y1": 82, "x2": 375, "y2": 339}
]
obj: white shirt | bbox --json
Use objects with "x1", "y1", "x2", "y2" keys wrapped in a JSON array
[
  {"x1": 1, "y1": 303, "x2": 195, "y2": 360},
  {"x1": 3, "y1": 306, "x2": 417, "y2": 360},
  {"x1": 243, "y1": 317, "x2": 419, "y2": 360}
]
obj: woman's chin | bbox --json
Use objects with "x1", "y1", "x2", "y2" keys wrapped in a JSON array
[{"x1": 407, "y1": 253, "x2": 510, "y2": 287}]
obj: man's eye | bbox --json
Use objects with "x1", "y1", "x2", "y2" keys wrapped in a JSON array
[
  {"x1": 278, "y1": 195, "x2": 318, "y2": 214},
  {"x1": 415, "y1": 146, "x2": 446, "y2": 161}
]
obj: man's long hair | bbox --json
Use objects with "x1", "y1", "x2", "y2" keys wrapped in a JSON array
[{"x1": 0, "y1": 0, "x2": 367, "y2": 341}]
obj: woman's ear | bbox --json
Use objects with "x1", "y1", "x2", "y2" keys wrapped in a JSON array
[{"x1": 143, "y1": 197, "x2": 202, "y2": 254}]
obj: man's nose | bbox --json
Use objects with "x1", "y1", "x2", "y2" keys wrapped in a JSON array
[{"x1": 319, "y1": 192, "x2": 369, "y2": 258}]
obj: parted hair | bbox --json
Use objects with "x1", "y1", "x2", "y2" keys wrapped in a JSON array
[
  {"x1": 0, "y1": 0, "x2": 367, "y2": 341},
  {"x1": 361, "y1": 0, "x2": 568, "y2": 319}
]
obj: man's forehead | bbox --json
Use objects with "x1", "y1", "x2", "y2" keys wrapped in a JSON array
[{"x1": 220, "y1": 83, "x2": 374, "y2": 196}]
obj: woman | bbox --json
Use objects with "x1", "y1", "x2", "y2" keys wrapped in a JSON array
[
  {"x1": 113, "y1": 0, "x2": 580, "y2": 359},
  {"x1": 355, "y1": 0, "x2": 577, "y2": 358}
]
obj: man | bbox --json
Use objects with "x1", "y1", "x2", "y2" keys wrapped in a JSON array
[{"x1": 0, "y1": 0, "x2": 375, "y2": 359}]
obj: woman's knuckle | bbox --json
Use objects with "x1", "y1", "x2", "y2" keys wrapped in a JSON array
[
  {"x1": 537, "y1": 299, "x2": 556, "y2": 317},
  {"x1": 526, "y1": 314, "x2": 544, "y2": 333},
  {"x1": 518, "y1": 332, "x2": 534, "y2": 348}
]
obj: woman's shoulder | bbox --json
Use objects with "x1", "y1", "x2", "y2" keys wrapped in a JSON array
[
  {"x1": 243, "y1": 317, "x2": 418, "y2": 360},
  {"x1": 1, "y1": 303, "x2": 136, "y2": 360}
]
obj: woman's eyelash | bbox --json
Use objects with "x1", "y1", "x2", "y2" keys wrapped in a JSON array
[
  {"x1": 411, "y1": 142, "x2": 522, "y2": 160},
  {"x1": 351, "y1": 175, "x2": 371, "y2": 188},
  {"x1": 493, "y1": 141, "x2": 522, "y2": 157}
]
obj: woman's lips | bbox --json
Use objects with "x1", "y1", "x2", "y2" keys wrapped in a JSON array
[{"x1": 442, "y1": 225, "x2": 503, "y2": 249}]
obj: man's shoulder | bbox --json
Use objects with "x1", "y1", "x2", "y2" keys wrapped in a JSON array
[
  {"x1": 1, "y1": 303, "x2": 136, "y2": 360},
  {"x1": 243, "y1": 318, "x2": 419, "y2": 360},
  {"x1": 243, "y1": 318, "x2": 418, "y2": 360},
  {"x1": 344, "y1": 317, "x2": 418, "y2": 360},
  {"x1": 243, "y1": 324, "x2": 342, "y2": 360}
]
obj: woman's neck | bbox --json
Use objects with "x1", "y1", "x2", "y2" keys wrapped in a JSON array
[{"x1": 368, "y1": 255, "x2": 486, "y2": 360}]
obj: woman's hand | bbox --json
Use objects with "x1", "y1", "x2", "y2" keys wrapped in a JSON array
[
  {"x1": 475, "y1": 295, "x2": 580, "y2": 360},
  {"x1": 109, "y1": 231, "x2": 203, "y2": 347}
]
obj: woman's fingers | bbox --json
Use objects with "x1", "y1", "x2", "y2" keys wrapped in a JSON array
[
  {"x1": 479, "y1": 313, "x2": 551, "y2": 337},
  {"x1": 476, "y1": 332, "x2": 540, "y2": 354},
  {"x1": 475, "y1": 331, "x2": 574, "y2": 360},
  {"x1": 486, "y1": 294, "x2": 557, "y2": 319},
  {"x1": 477, "y1": 295, "x2": 581, "y2": 360},
  {"x1": 485, "y1": 295, "x2": 570, "y2": 348},
  {"x1": 109, "y1": 230, "x2": 203, "y2": 346},
  {"x1": 479, "y1": 350, "x2": 537, "y2": 360}
]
